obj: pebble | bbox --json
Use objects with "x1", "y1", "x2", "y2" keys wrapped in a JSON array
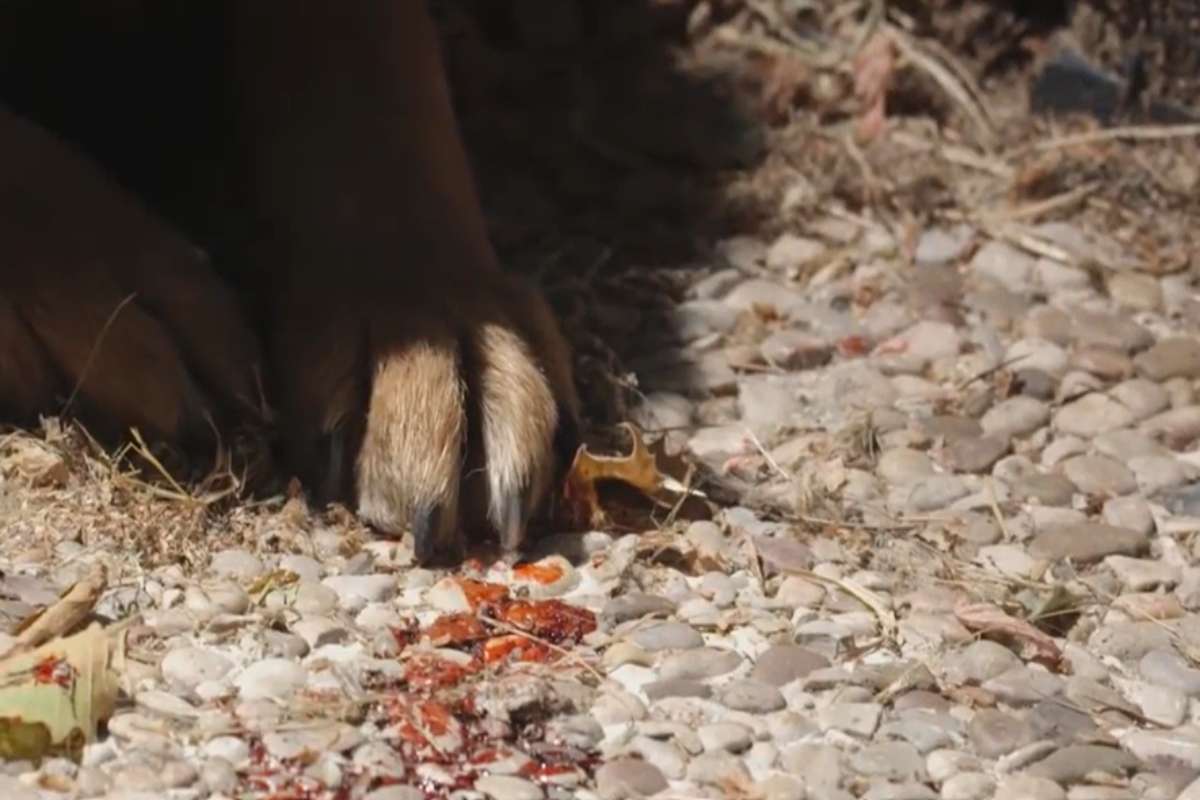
[
  {"x1": 1053, "y1": 394, "x2": 1135, "y2": 437},
  {"x1": 594, "y1": 759, "x2": 669, "y2": 800},
  {"x1": 1060, "y1": 455, "x2": 1137, "y2": 495},
  {"x1": 982, "y1": 396, "x2": 1051, "y2": 439},
  {"x1": 1135, "y1": 337, "x2": 1200, "y2": 380},
  {"x1": 628, "y1": 622, "x2": 704, "y2": 651},
  {"x1": 208, "y1": 549, "x2": 264, "y2": 580},
  {"x1": 967, "y1": 709, "x2": 1035, "y2": 757},
  {"x1": 1029, "y1": 523, "x2": 1148, "y2": 563},
  {"x1": 233, "y1": 659, "x2": 308, "y2": 701},
  {"x1": 719, "y1": 680, "x2": 787, "y2": 713},
  {"x1": 474, "y1": 775, "x2": 544, "y2": 800},
  {"x1": 160, "y1": 647, "x2": 234, "y2": 694}
]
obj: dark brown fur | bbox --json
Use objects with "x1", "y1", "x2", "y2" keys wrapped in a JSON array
[{"x1": 0, "y1": 2, "x2": 580, "y2": 564}]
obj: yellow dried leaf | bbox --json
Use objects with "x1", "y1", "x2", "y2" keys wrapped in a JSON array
[{"x1": 0, "y1": 623, "x2": 124, "y2": 762}]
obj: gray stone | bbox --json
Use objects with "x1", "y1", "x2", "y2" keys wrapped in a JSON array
[
  {"x1": 1135, "y1": 337, "x2": 1200, "y2": 380},
  {"x1": 1109, "y1": 379, "x2": 1169, "y2": 421},
  {"x1": 1029, "y1": 523, "x2": 1148, "y2": 564},
  {"x1": 1139, "y1": 648, "x2": 1200, "y2": 696},
  {"x1": 718, "y1": 680, "x2": 786, "y2": 713},
  {"x1": 850, "y1": 741, "x2": 927, "y2": 782},
  {"x1": 603, "y1": 593, "x2": 677, "y2": 624},
  {"x1": 595, "y1": 758, "x2": 668, "y2": 800},
  {"x1": 628, "y1": 622, "x2": 704, "y2": 652},
  {"x1": 967, "y1": 709, "x2": 1035, "y2": 758},
  {"x1": 982, "y1": 397, "x2": 1051, "y2": 439},
  {"x1": 751, "y1": 645, "x2": 829, "y2": 687},
  {"x1": 659, "y1": 647, "x2": 743, "y2": 681},
  {"x1": 1054, "y1": 394, "x2": 1134, "y2": 437},
  {"x1": 941, "y1": 641, "x2": 1022, "y2": 686},
  {"x1": 1060, "y1": 455, "x2": 1137, "y2": 495}
]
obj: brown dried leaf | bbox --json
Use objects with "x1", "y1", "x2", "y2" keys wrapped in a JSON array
[
  {"x1": 955, "y1": 601, "x2": 1062, "y2": 669},
  {"x1": 562, "y1": 423, "x2": 664, "y2": 529}
]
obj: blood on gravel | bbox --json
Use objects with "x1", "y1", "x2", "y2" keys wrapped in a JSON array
[
  {"x1": 235, "y1": 577, "x2": 601, "y2": 799},
  {"x1": 482, "y1": 634, "x2": 551, "y2": 664},
  {"x1": 497, "y1": 599, "x2": 597, "y2": 643},
  {"x1": 422, "y1": 612, "x2": 488, "y2": 647},
  {"x1": 455, "y1": 577, "x2": 510, "y2": 610},
  {"x1": 511, "y1": 560, "x2": 565, "y2": 584}
]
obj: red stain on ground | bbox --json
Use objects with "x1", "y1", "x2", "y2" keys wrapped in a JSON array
[{"x1": 238, "y1": 575, "x2": 599, "y2": 799}]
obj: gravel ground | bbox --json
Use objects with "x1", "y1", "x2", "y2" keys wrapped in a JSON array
[{"x1": 5, "y1": 2, "x2": 1200, "y2": 800}]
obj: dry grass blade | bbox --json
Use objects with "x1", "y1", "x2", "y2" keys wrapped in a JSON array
[
  {"x1": 1026, "y1": 123, "x2": 1200, "y2": 153},
  {"x1": 883, "y1": 22, "x2": 995, "y2": 146},
  {"x1": 792, "y1": 567, "x2": 898, "y2": 642}
]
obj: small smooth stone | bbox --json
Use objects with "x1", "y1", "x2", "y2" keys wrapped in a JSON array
[
  {"x1": 233, "y1": 659, "x2": 307, "y2": 701},
  {"x1": 1015, "y1": 368, "x2": 1058, "y2": 399},
  {"x1": 687, "y1": 752, "x2": 751, "y2": 785},
  {"x1": 982, "y1": 397, "x2": 1051, "y2": 439},
  {"x1": 968, "y1": 709, "x2": 1035, "y2": 758},
  {"x1": 161, "y1": 647, "x2": 234, "y2": 693},
  {"x1": 1123, "y1": 680, "x2": 1187, "y2": 727},
  {"x1": 603, "y1": 593, "x2": 676, "y2": 624},
  {"x1": 1014, "y1": 473, "x2": 1076, "y2": 506},
  {"x1": 1074, "y1": 345, "x2": 1133, "y2": 381},
  {"x1": 718, "y1": 680, "x2": 786, "y2": 713},
  {"x1": 1007, "y1": 339, "x2": 1069, "y2": 378},
  {"x1": 1135, "y1": 337, "x2": 1200, "y2": 381},
  {"x1": 1054, "y1": 394, "x2": 1134, "y2": 437},
  {"x1": 322, "y1": 574, "x2": 397, "y2": 609},
  {"x1": 941, "y1": 772, "x2": 995, "y2": 800},
  {"x1": 1140, "y1": 648, "x2": 1200, "y2": 696},
  {"x1": 1108, "y1": 272, "x2": 1162, "y2": 311},
  {"x1": 939, "y1": 436, "x2": 1009, "y2": 474},
  {"x1": 594, "y1": 758, "x2": 668, "y2": 800},
  {"x1": 1129, "y1": 455, "x2": 1192, "y2": 495},
  {"x1": 818, "y1": 702, "x2": 882, "y2": 737},
  {"x1": 1029, "y1": 523, "x2": 1148, "y2": 564},
  {"x1": 1022, "y1": 743, "x2": 1142, "y2": 782},
  {"x1": 628, "y1": 622, "x2": 703, "y2": 652},
  {"x1": 643, "y1": 679, "x2": 710, "y2": 701},
  {"x1": 941, "y1": 641, "x2": 1022, "y2": 686},
  {"x1": 878, "y1": 448, "x2": 936, "y2": 486},
  {"x1": 1105, "y1": 556, "x2": 1179, "y2": 590},
  {"x1": 850, "y1": 741, "x2": 927, "y2": 783},
  {"x1": 1060, "y1": 455, "x2": 1136, "y2": 495},
  {"x1": 1101, "y1": 497, "x2": 1155, "y2": 536},
  {"x1": 208, "y1": 549, "x2": 264, "y2": 580},
  {"x1": 658, "y1": 648, "x2": 742, "y2": 680},
  {"x1": 905, "y1": 476, "x2": 970, "y2": 512},
  {"x1": 200, "y1": 757, "x2": 238, "y2": 795},
  {"x1": 993, "y1": 775, "x2": 1066, "y2": 800},
  {"x1": 1109, "y1": 379, "x2": 1169, "y2": 421},
  {"x1": 699, "y1": 722, "x2": 753, "y2": 753},
  {"x1": 474, "y1": 775, "x2": 543, "y2": 800},
  {"x1": 1121, "y1": 727, "x2": 1200, "y2": 771},
  {"x1": 1141, "y1": 406, "x2": 1200, "y2": 448},
  {"x1": 1089, "y1": 622, "x2": 1174, "y2": 661},
  {"x1": 751, "y1": 645, "x2": 830, "y2": 687}
]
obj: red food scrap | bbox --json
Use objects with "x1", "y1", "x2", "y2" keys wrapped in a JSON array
[
  {"x1": 482, "y1": 634, "x2": 552, "y2": 665},
  {"x1": 422, "y1": 613, "x2": 488, "y2": 647},
  {"x1": 403, "y1": 654, "x2": 477, "y2": 690},
  {"x1": 454, "y1": 577, "x2": 509, "y2": 610},
  {"x1": 499, "y1": 599, "x2": 597, "y2": 644},
  {"x1": 512, "y1": 560, "x2": 565, "y2": 585}
]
